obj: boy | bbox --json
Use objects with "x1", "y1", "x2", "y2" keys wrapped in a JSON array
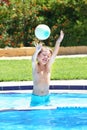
[{"x1": 30, "y1": 30, "x2": 64, "y2": 106}]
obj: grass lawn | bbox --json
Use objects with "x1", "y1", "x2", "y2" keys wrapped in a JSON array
[{"x1": 0, "y1": 57, "x2": 87, "y2": 81}]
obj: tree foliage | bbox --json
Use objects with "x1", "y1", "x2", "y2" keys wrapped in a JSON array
[{"x1": 0, "y1": 0, "x2": 87, "y2": 47}]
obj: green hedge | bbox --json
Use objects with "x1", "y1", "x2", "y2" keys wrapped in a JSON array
[{"x1": 0, "y1": 0, "x2": 87, "y2": 48}]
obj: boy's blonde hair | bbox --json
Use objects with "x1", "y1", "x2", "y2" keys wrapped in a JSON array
[{"x1": 38, "y1": 46, "x2": 53, "y2": 55}]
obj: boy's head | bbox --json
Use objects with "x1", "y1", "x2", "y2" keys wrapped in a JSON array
[{"x1": 37, "y1": 47, "x2": 52, "y2": 65}]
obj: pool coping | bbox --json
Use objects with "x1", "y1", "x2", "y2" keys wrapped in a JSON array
[{"x1": 0, "y1": 80, "x2": 87, "y2": 91}]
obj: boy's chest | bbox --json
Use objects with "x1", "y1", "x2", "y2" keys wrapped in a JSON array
[
  {"x1": 33, "y1": 69, "x2": 50, "y2": 80},
  {"x1": 36, "y1": 71, "x2": 50, "y2": 78}
]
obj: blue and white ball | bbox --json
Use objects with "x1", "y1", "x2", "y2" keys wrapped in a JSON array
[{"x1": 35, "y1": 24, "x2": 51, "y2": 40}]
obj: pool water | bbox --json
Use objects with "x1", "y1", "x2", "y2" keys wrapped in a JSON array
[
  {"x1": 0, "y1": 93, "x2": 87, "y2": 109},
  {"x1": 0, "y1": 108, "x2": 87, "y2": 130},
  {"x1": 0, "y1": 93, "x2": 87, "y2": 130}
]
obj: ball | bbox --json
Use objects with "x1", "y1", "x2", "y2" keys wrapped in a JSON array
[{"x1": 35, "y1": 24, "x2": 51, "y2": 40}]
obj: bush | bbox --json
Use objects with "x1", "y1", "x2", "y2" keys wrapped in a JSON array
[{"x1": 0, "y1": 0, "x2": 87, "y2": 47}]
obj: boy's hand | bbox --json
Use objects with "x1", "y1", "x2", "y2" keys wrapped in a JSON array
[
  {"x1": 34, "y1": 43, "x2": 42, "y2": 53},
  {"x1": 56, "y1": 30, "x2": 64, "y2": 43}
]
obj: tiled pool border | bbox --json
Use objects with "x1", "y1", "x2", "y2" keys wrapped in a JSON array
[{"x1": 0, "y1": 85, "x2": 87, "y2": 91}]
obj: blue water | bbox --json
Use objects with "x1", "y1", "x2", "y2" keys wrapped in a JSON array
[
  {"x1": 0, "y1": 93, "x2": 87, "y2": 130},
  {"x1": 0, "y1": 93, "x2": 87, "y2": 109},
  {"x1": 0, "y1": 108, "x2": 87, "y2": 130}
]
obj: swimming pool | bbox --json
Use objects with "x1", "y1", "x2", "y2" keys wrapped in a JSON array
[
  {"x1": 0, "y1": 92, "x2": 87, "y2": 109},
  {"x1": 0, "y1": 92, "x2": 87, "y2": 130}
]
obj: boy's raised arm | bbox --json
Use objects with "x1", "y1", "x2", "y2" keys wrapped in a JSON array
[
  {"x1": 49, "y1": 30, "x2": 64, "y2": 64},
  {"x1": 32, "y1": 43, "x2": 42, "y2": 68}
]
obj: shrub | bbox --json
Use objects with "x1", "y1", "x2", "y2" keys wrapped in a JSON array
[{"x1": 0, "y1": 0, "x2": 87, "y2": 47}]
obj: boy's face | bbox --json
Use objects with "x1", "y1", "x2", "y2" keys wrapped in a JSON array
[{"x1": 37, "y1": 49, "x2": 52, "y2": 65}]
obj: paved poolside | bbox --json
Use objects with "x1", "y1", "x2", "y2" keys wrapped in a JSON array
[
  {"x1": 0, "y1": 80, "x2": 87, "y2": 86},
  {"x1": 0, "y1": 80, "x2": 87, "y2": 92}
]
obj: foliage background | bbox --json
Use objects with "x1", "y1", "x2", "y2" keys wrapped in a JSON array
[{"x1": 0, "y1": 0, "x2": 87, "y2": 48}]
